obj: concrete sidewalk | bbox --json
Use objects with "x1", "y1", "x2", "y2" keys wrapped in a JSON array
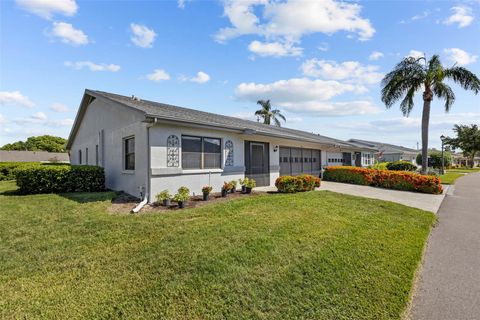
[
  {"x1": 409, "y1": 172, "x2": 480, "y2": 320},
  {"x1": 255, "y1": 180, "x2": 446, "y2": 213}
]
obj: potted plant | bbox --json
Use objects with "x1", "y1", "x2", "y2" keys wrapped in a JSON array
[
  {"x1": 221, "y1": 182, "x2": 230, "y2": 197},
  {"x1": 245, "y1": 178, "x2": 256, "y2": 194},
  {"x1": 229, "y1": 180, "x2": 238, "y2": 193},
  {"x1": 202, "y1": 185, "x2": 212, "y2": 201},
  {"x1": 174, "y1": 186, "x2": 190, "y2": 208},
  {"x1": 239, "y1": 178, "x2": 248, "y2": 193},
  {"x1": 156, "y1": 189, "x2": 172, "y2": 207}
]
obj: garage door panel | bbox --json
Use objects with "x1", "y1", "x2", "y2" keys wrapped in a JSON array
[{"x1": 279, "y1": 147, "x2": 321, "y2": 177}]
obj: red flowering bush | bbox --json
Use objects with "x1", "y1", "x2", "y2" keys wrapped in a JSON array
[
  {"x1": 323, "y1": 166, "x2": 443, "y2": 194},
  {"x1": 275, "y1": 175, "x2": 320, "y2": 193}
]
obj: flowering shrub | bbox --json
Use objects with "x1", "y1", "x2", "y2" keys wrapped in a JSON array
[
  {"x1": 275, "y1": 175, "x2": 320, "y2": 193},
  {"x1": 323, "y1": 166, "x2": 443, "y2": 194},
  {"x1": 201, "y1": 186, "x2": 212, "y2": 194}
]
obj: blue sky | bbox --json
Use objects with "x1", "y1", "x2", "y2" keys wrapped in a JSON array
[{"x1": 1, "y1": 0, "x2": 479, "y2": 149}]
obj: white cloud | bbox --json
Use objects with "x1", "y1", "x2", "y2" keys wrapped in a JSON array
[
  {"x1": 146, "y1": 69, "x2": 170, "y2": 82},
  {"x1": 280, "y1": 100, "x2": 380, "y2": 116},
  {"x1": 248, "y1": 40, "x2": 302, "y2": 57},
  {"x1": 64, "y1": 61, "x2": 120, "y2": 72},
  {"x1": 216, "y1": 0, "x2": 375, "y2": 54},
  {"x1": 50, "y1": 103, "x2": 69, "y2": 112},
  {"x1": 443, "y1": 6, "x2": 474, "y2": 28},
  {"x1": 400, "y1": 10, "x2": 431, "y2": 24},
  {"x1": 178, "y1": 0, "x2": 186, "y2": 9},
  {"x1": 236, "y1": 78, "x2": 360, "y2": 102},
  {"x1": 444, "y1": 48, "x2": 478, "y2": 66},
  {"x1": 369, "y1": 51, "x2": 384, "y2": 61},
  {"x1": 190, "y1": 71, "x2": 211, "y2": 83},
  {"x1": 318, "y1": 42, "x2": 329, "y2": 52},
  {"x1": 235, "y1": 77, "x2": 379, "y2": 116},
  {"x1": 301, "y1": 59, "x2": 383, "y2": 85},
  {"x1": 16, "y1": 0, "x2": 77, "y2": 19},
  {"x1": 31, "y1": 111, "x2": 47, "y2": 120},
  {"x1": 407, "y1": 50, "x2": 424, "y2": 59},
  {"x1": 13, "y1": 112, "x2": 73, "y2": 127},
  {"x1": 0, "y1": 91, "x2": 35, "y2": 108},
  {"x1": 51, "y1": 22, "x2": 88, "y2": 45},
  {"x1": 130, "y1": 23, "x2": 157, "y2": 48}
]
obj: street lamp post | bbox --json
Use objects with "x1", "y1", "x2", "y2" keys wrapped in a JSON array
[{"x1": 440, "y1": 135, "x2": 446, "y2": 175}]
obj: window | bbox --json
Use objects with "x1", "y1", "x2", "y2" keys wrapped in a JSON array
[
  {"x1": 181, "y1": 136, "x2": 221, "y2": 169},
  {"x1": 124, "y1": 137, "x2": 135, "y2": 170},
  {"x1": 78, "y1": 150, "x2": 82, "y2": 165},
  {"x1": 95, "y1": 145, "x2": 99, "y2": 165},
  {"x1": 86, "y1": 147, "x2": 89, "y2": 165}
]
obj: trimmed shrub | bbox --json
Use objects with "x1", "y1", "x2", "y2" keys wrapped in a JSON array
[
  {"x1": 368, "y1": 162, "x2": 389, "y2": 170},
  {"x1": 275, "y1": 175, "x2": 320, "y2": 193},
  {"x1": 323, "y1": 166, "x2": 442, "y2": 194},
  {"x1": 0, "y1": 162, "x2": 38, "y2": 181},
  {"x1": 14, "y1": 165, "x2": 105, "y2": 194},
  {"x1": 386, "y1": 161, "x2": 417, "y2": 171}
]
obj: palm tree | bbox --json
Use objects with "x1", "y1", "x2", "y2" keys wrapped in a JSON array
[
  {"x1": 381, "y1": 54, "x2": 480, "y2": 173},
  {"x1": 255, "y1": 99, "x2": 286, "y2": 127}
]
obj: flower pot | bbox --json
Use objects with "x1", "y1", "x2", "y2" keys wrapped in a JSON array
[
  {"x1": 178, "y1": 201, "x2": 185, "y2": 208},
  {"x1": 163, "y1": 199, "x2": 171, "y2": 207},
  {"x1": 203, "y1": 192, "x2": 209, "y2": 201},
  {"x1": 245, "y1": 187, "x2": 252, "y2": 194},
  {"x1": 221, "y1": 189, "x2": 228, "y2": 197},
  {"x1": 241, "y1": 185, "x2": 246, "y2": 193}
]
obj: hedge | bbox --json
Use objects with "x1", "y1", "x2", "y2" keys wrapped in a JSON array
[
  {"x1": 386, "y1": 161, "x2": 417, "y2": 171},
  {"x1": 323, "y1": 166, "x2": 443, "y2": 194},
  {"x1": 275, "y1": 174, "x2": 321, "y2": 193},
  {"x1": 0, "y1": 162, "x2": 38, "y2": 181},
  {"x1": 14, "y1": 165, "x2": 105, "y2": 194}
]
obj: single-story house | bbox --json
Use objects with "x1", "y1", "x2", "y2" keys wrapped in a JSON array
[
  {"x1": 452, "y1": 152, "x2": 480, "y2": 167},
  {"x1": 0, "y1": 150, "x2": 69, "y2": 163},
  {"x1": 67, "y1": 90, "x2": 376, "y2": 202},
  {"x1": 348, "y1": 139, "x2": 419, "y2": 164}
]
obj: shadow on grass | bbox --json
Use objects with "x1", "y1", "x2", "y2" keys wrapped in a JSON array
[{"x1": 0, "y1": 183, "x2": 117, "y2": 204}]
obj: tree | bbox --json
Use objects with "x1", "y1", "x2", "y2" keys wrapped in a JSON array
[
  {"x1": 416, "y1": 150, "x2": 452, "y2": 169},
  {"x1": 444, "y1": 124, "x2": 480, "y2": 168},
  {"x1": 381, "y1": 54, "x2": 480, "y2": 173},
  {"x1": 255, "y1": 99, "x2": 286, "y2": 127},
  {"x1": 1, "y1": 135, "x2": 67, "y2": 152}
]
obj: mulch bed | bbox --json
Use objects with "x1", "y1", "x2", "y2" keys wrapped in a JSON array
[{"x1": 109, "y1": 190, "x2": 264, "y2": 214}]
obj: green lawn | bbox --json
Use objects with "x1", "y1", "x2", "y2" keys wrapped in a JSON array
[
  {"x1": 439, "y1": 172, "x2": 465, "y2": 184},
  {"x1": 0, "y1": 181, "x2": 435, "y2": 319}
]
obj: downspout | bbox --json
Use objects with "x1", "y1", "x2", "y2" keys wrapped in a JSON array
[{"x1": 132, "y1": 118, "x2": 154, "y2": 213}]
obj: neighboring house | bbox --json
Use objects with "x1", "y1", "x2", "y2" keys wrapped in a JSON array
[
  {"x1": 348, "y1": 139, "x2": 419, "y2": 164},
  {"x1": 0, "y1": 150, "x2": 69, "y2": 163},
  {"x1": 67, "y1": 90, "x2": 376, "y2": 201},
  {"x1": 452, "y1": 153, "x2": 480, "y2": 167}
]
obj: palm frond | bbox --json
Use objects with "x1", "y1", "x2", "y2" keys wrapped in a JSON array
[
  {"x1": 433, "y1": 82, "x2": 455, "y2": 112},
  {"x1": 444, "y1": 67, "x2": 480, "y2": 94},
  {"x1": 381, "y1": 57, "x2": 425, "y2": 107},
  {"x1": 399, "y1": 86, "x2": 416, "y2": 116}
]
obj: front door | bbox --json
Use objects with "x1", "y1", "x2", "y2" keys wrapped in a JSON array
[
  {"x1": 355, "y1": 152, "x2": 362, "y2": 167},
  {"x1": 245, "y1": 141, "x2": 269, "y2": 187}
]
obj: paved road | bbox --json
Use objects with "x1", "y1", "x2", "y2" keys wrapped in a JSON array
[{"x1": 410, "y1": 172, "x2": 480, "y2": 320}]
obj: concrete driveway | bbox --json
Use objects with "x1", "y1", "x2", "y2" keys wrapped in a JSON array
[
  {"x1": 409, "y1": 172, "x2": 480, "y2": 320},
  {"x1": 255, "y1": 181, "x2": 446, "y2": 213}
]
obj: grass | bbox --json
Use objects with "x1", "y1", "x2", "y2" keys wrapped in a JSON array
[
  {"x1": 439, "y1": 168, "x2": 479, "y2": 184},
  {"x1": 439, "y1": 172, "x2": 465, "y2": 184},
  {"x1": 0, "y1": 180, "x2": 435, "y2": 319}
]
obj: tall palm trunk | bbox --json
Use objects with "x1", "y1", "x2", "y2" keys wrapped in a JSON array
[{"x1": 421, "y1": 88, "x2": 433, "y2": 174}]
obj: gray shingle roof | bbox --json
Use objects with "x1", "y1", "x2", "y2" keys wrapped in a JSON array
[
  {"x1": 348, "y1": 138, "x2": 418, "y2": 154},
  {"x1": 0, "y1": 150, "x2": 69, "y2": 163},
  {"x1": 89, "y1": 90, "x2": 373, "y2": 151}
]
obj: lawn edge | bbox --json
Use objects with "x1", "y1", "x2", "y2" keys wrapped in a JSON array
[{"x1": 401, "y1": 216, "x2": 438, "y2": 320}]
